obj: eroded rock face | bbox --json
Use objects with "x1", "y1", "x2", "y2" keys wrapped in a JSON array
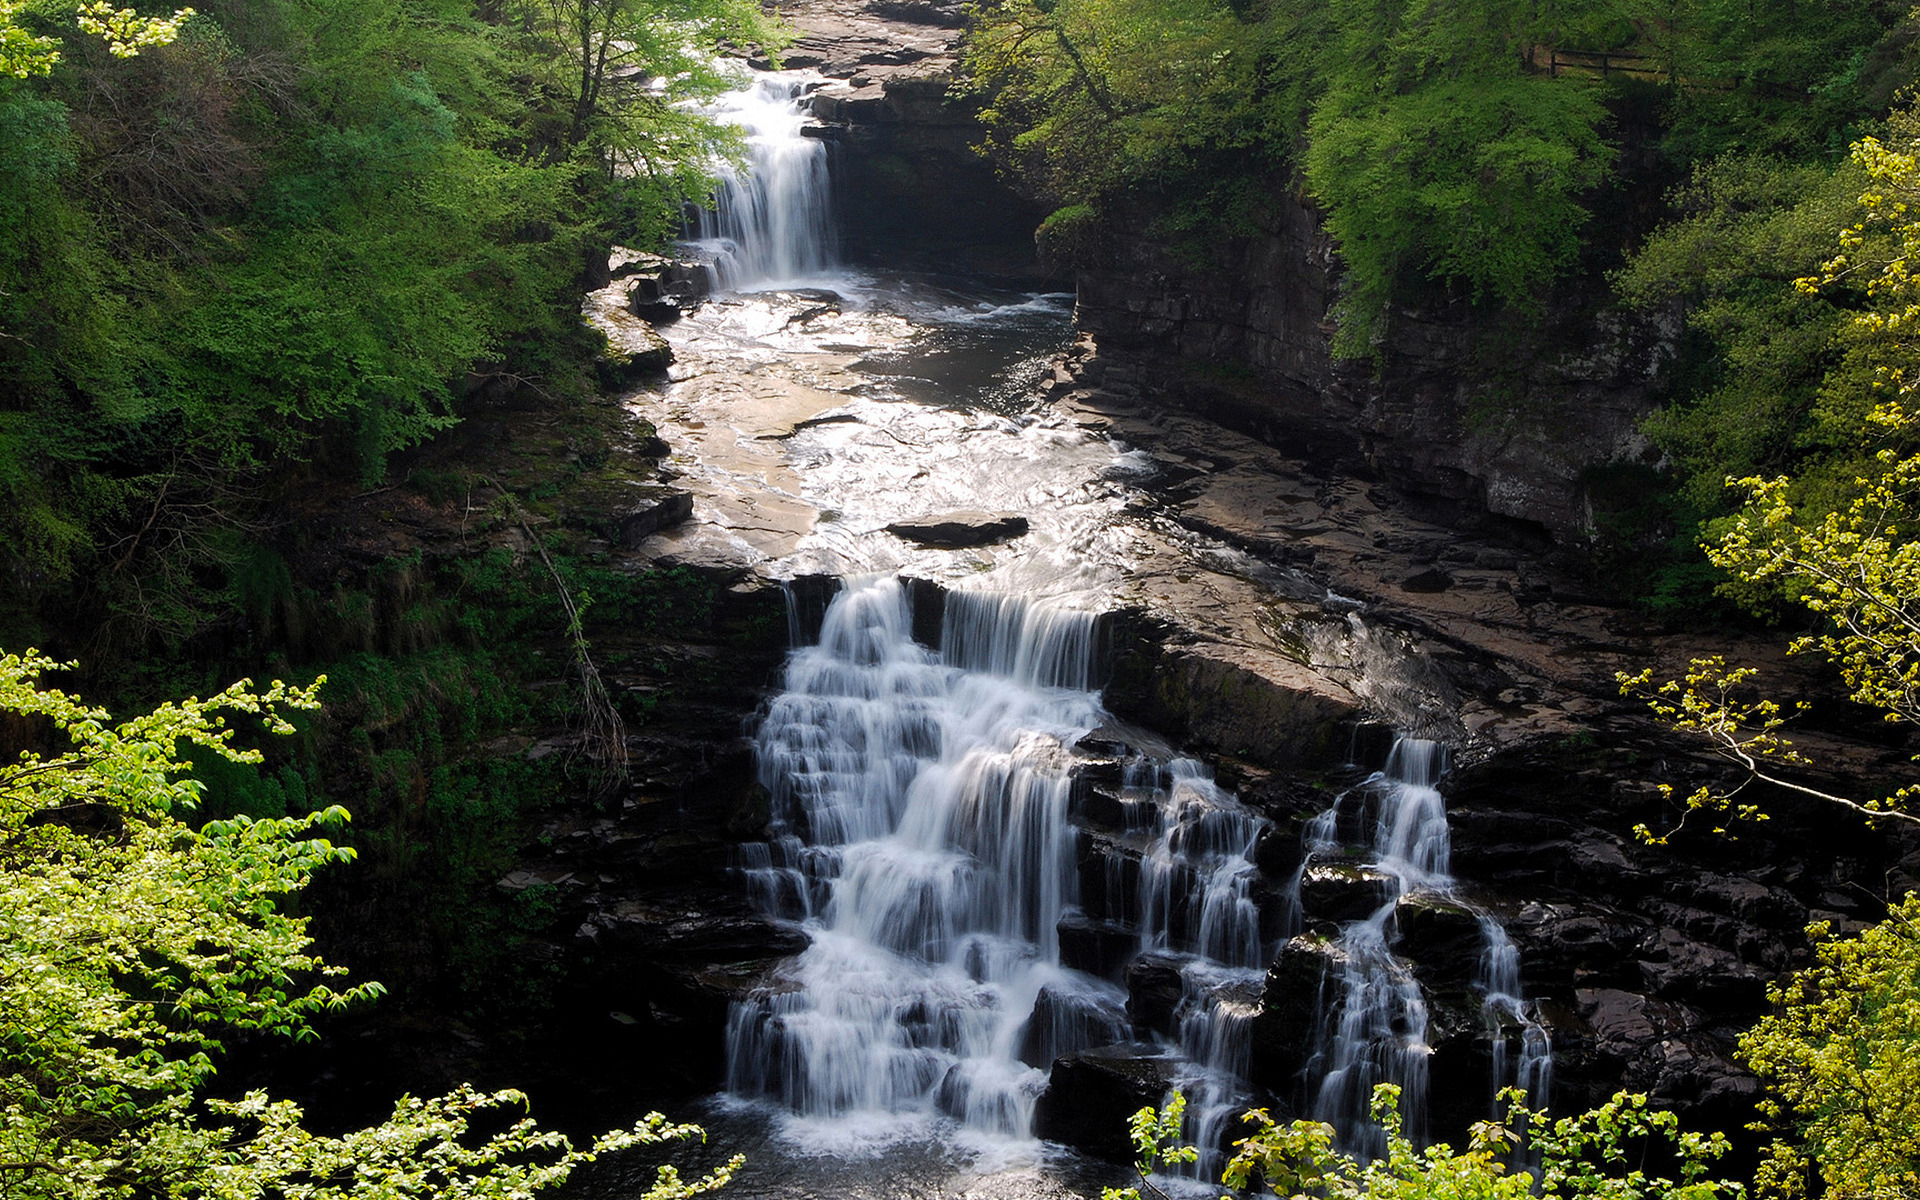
[
  {"x1": 583, "y1": 284, "x2": 674, "y2": 381},
  {"x1": 776, "y1": 0, "x2": 1051, "y2": 278},
  {"x1": 1070, "y1": 190, "x2": 1669, "y2": 544},
  {"x1": 1105, "y1": 632, "x2": 1362, "y2": 769}
]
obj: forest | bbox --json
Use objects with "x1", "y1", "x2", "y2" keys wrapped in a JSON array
[{"x1": 6, "y1": 0, "x2": 1920, "y2": 1197}]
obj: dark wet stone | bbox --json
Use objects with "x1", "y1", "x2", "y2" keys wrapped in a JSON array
[
  {"x1": 1125, "y1": 953, "x2": 1186, "y2": 1035},
  {"x1": 1297, "y1": 862, "x2": 1392, "y2": 924},
  {"x1": 886, "y1": 510, "x2": 1030, "y2": 548},
  {"x1": 1250, "y1": 936, "x2": 1342, "y2": 1089},
  {"x1": 1033, "y1": 1044, "x2": 1179, "y2": 1158},
  {"x1": 1058, "y1": 916, "x2": 1137, "y2": 980}
]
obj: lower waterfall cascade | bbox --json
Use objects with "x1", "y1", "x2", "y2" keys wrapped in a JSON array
[
  {"x1": 1288, "y1": 741, "x2": 1553, "y2": 1153},
  {"x1": 724, "y1": 575, "x2": 1553, "y2": 1164}
]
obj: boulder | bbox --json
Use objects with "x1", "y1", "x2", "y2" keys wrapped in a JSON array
[
  {"x1": 886, "y1": 510, "x2": 1030, "y2": 548},
  {"x1": 1018, "y1": 986, "x2": 1129, "y2": 1069},
  {"x1": 1296, "y1": 862, "x2": 1394, "y2": 925},
  {"x1": 1249, "y1": 936, "x2": 1343, "y2": 1088},
  {"x1": 1105, "y1": 640, "x2": 1361, "y2": 769},
  {"x1": 582, "y1": 286, "x2": 673, "y2": 381},
  {"x1": 1032, "y1": 1045, "x2": 1180, "y2": 1158},
  {"x1": 617, "y1": 489, "x2": 695, "y2": 547},
  {"x1": 1393, "y1": 893, "x2": 1485, "y2": 986},
  {"x1": 1058, "y1": 915, "x2": 1138, "y2": 980}
]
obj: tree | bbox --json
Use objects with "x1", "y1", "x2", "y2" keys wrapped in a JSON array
[
  {"x1": 1741, "y1": 898, "x2": 1920, "y2": 1200},
  {"x1": 1620, "y1": 113, "x2": 1920, "y2": 839},
  {"x1": 0, "y1": 1, "x2": 195, "y2": 79},
  {"x1": 0, "y1": 648, "x2": 739, "y2": 1199}
]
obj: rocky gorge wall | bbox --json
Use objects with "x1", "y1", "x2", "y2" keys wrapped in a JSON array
[{"x1": 1070, "y1": 199, "x2": 1673, "y2": 546}]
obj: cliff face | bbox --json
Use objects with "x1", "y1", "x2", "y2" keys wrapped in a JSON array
[{"x1": 1073, "y1": 195, "x2": 1673, "y2": 543}]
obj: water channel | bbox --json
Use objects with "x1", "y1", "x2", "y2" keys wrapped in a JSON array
[{"x1": 594, "y1": 70, "x2": 1549, "y2": 1200}]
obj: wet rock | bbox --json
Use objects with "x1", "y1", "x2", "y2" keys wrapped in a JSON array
[
  {"x1": 1033, "y1": 1045, "x2": 1181, "y2": 1158},
  {"x1": 582, "y1": 286, "x2": 674, "y2": 380},
  {"x1": 1059, "y1": 916, "x2": 1138, "y2": 980},
  {"x1": 1393, "y1": 893, "x2": 1484, "y2": 985},
  {"x1": 1402, "y1": 568, "x2": 1453, "y2": 594},
  {"x1": 616, "y1": 489, "x2": 695, "y2": 547},
  {"x1": 1070, "y1": 776, "x2": 1130, "y2": 831},
  {"x1": 1250, "y1": 936, "x2": 1343, "y2": 1088},
  {"x1": 1107, "y1": 641, "x2": 1361, "y2": 770},
  {"x1": 1019, "y1": 986, "x2": 1130, "y2": 1069},
  {"x1": 1125, "y1": 953, "x2": 1186, "y2": 1034},
  {"x1": 885, "y1": 510, "x2": 1030, "y2": 548},
  {"x1": 1297, "y1": 862, "x2": 1393, "y2": 925}
]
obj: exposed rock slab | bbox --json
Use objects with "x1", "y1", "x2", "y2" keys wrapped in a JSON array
[
  {"x1": 886, "y1": 510, "x2": 1029, "y2": 548},
  {"x1": 1107, "y1": 639, "x2": 1361, "y2": 769},
  {"x1": 583, "y1": 285, "x2": 673, "y2": 380},
  {"x1": 1032, "y1": 1045, "x2": 1181, "y2": 1159}
]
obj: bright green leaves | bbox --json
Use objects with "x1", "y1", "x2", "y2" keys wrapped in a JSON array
[
  {"x1": 0, "y1": 652, "x2": 737, "y2": 1199},
  {"x1": 1742, "y1": 897, "x2": 1920, "y2": 1200},
  {"x1": 1103, "y1": 1085, "x2": 1739, "y2": 1200},
  {"x1": 1304, "y1": 70, "x2": 1609, "y2": 355},
  {"x1": 962, "y1": 0, "x2": 1279, "y2": 249},
  {"x1": 0, "y1": 0, "x2": 193, "y2": 78},
  {"x1": 1620, "y1": 118, "x2": 1920, "y2": 834}
]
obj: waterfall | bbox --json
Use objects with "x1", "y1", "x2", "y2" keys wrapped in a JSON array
[
  {"x1": 1290, "y1": 738, "x2": 1551, "y2": 1153},
  {"x1": 687, "y1": 73, "x2": 838, "y2": 291},
  {"x1": 727, "y1": 576, "x2": 1272, "y2": 1152}
]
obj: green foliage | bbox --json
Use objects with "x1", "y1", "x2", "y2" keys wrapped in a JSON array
[
  {"x1": 1742, "y1": 898, "x2": 1920, "y2": 1200},
  {"x1": 964, "y1": 0, "x2": 1903, "y2": 353},
  {"x1": 1105, "y1": 1085, "x2": 1739, "y2": 1200},
  {"x1": 0, "y1": 0, "x2": 770, "y2": 653},
  {"x1": 1302, "y1": 66, "x2": 1608, "y2": 354},
  {"x1": 1621, "y1": 118, "x2": 1920, "y2": 834},
  {"x1": 0, "y1": 650, "x2": 742, "y2": 1198}
]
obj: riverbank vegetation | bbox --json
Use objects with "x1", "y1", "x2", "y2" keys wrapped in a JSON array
[
  {"x1": 0, "y1": 0, "x2": 775, "y2": 667},
  {"x1": 0, "y1": 652, "x2": 743, "y2": 1199}
]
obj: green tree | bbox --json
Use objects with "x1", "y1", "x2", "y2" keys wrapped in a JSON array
[
  {"x1": 1741, "y1": 898, "x2": 1920, "y2": 1200},
  {"x1": 1620, "y1": 116, "x2": 1920, "y2": 837},
  {"x1": 0, "y1": 647, "x2": 739, "y2": 1198}
]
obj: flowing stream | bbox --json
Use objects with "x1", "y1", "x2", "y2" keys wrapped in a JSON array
[{"x1": 602, "y1": 68, "x2": 1551, "y2": 1200}]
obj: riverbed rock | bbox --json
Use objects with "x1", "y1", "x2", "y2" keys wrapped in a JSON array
[
  {"x1": 1107, "y1": 639, "x2": 1362, "y2": 770},
  {"x1": 1250, "y1": 936, "x2": 1342, "y2": 1089},
  {"x1": 1018, "y1": 986, "x2": 1129, "y2": 1069},
  {"x1": 1125, "y1": 953, "x2": 1186, "y2": 1034},
  {"x1": 1393, "y1": 893, "x2": 1485, "y2": 985},
  {"x1": 1058, "y1": 915, "x2": 1137, "y2": 980},
  {"x1": 886, "y1": 510, "x2": 1030, "y2": 548},
  {"x1": 1296, "y1": 862, "x2": 1393, "y2": 926},
  {"x1": 583, "y1": 286, "x2": 673, "y2": 381}
]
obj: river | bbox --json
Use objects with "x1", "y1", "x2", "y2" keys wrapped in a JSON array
[{"x1": 585, "y1": 69, "x2": 1549, "y2": 1200}]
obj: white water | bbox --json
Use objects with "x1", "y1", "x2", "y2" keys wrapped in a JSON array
[
  {"x1": 672, "y1": 65, "x2": 1551, "y2": 1185},
  {"x1": 688, "y1": 72, "x2": 839, "y2": 290},
  {"x1": 728, "y1": 577, "x2": 1272, "y2": 1159},
  {"x1": 1291, "y1": 739, "x2": 1551, "y2": 1153}
]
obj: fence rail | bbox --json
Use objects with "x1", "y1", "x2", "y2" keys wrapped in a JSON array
[{"x1": 1529, "y1": 46, "x2": 1734, "y2": 90}]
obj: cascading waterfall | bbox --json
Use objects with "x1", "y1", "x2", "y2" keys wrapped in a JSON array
[
  {"x1": 1290, "y1": 739, "x2": 1551, "y2": 1153},
  {"x1": 727, "y1": 576, "x2": 1273, "y2": 1152},
  {"x1": 687, "y1": 73, "x2": 838, "y2": 291}
]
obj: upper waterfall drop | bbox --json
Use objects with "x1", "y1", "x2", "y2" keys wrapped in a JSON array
[{"x1": 688, "y1": 72, "x2": 839, "y2": 291}]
